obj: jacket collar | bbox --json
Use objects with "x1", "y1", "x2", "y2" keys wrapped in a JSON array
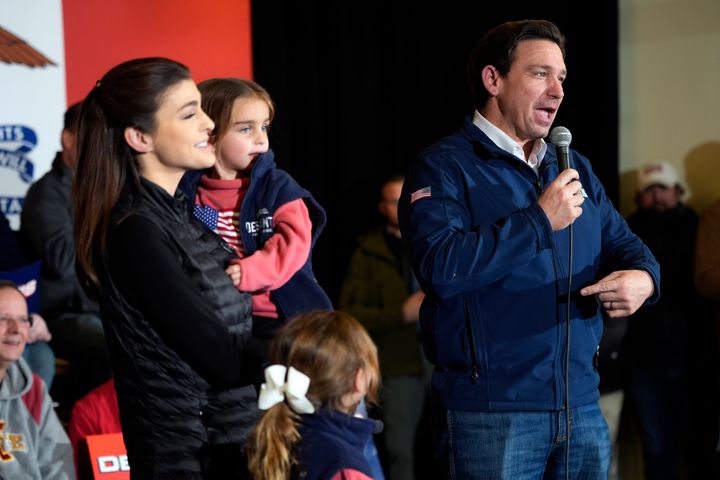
[
  {"x1": 459, "y1": 115, "x2": 559, "y2": 171},
  {"x1": 138, "y1": 176, "x2": 188, "y2": 217}
]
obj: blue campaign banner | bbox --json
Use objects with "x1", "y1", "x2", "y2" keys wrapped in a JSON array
[{"x1": 0, "y1": 2, "x2": 66, "y2": 230}]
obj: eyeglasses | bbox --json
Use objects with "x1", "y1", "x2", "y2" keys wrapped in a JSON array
[{"x1": 0, "y1": 315, "x2": 33, "y2": 328}]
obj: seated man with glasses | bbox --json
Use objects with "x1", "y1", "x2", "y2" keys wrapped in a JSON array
[{"x1": 0, "y1": 279, "x2": 75, "y2": 479}]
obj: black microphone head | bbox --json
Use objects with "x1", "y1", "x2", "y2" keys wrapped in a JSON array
[{"x1": 549, "y1": 126, "x2": 572, "y2": 147}]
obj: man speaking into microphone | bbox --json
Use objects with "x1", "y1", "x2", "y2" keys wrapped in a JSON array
[{"x1": 399, "y1": 19, "x2": 659, "y2": 480}]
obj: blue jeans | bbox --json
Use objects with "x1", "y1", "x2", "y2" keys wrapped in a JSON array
[{"x1": 443, "y1": 402, "x2": 610, "y2": 479}]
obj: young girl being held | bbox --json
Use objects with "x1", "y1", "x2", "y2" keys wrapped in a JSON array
[
  {"x1": 182, "y1": 78, "x2": 331, "y2": 348},
  {"x1": 246, "y1": 310, "x2": 381, "y2": 480}
]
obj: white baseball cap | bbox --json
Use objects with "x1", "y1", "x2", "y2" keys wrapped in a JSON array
[{"x1": 637, "y1": 162, "x2": 682, "y2": 192}]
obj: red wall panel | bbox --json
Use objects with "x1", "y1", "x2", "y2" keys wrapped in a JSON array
[{"x1": 62, "y1": 0, "x2": 253, "y2": 105}]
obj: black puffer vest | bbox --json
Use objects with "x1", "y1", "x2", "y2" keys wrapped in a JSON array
[{"x1": 96, "y1": 178, "x2": 256, "y2": 479}]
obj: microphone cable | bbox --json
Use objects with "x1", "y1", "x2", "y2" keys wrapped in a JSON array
[
  {"x1": 550, "y1": 125, "x2": 575, "y2": 480},
  {"x1": 563, "y1": 222, "x2": 573, "y2": 480}
]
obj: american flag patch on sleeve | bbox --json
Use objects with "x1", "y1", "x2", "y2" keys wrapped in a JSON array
[{"x1": 410, "y1": 186, "x2": 432, "y2": 203}]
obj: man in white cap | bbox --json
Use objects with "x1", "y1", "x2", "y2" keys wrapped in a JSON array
[
  {"x1": 633, "y1": 161, "x2": 684, "y2": 212},
  {"x1": 624, "y1": 162, "x2": 716, "y2": 479}
]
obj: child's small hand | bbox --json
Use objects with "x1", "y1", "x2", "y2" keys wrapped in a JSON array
[{"x1": 225, "y1": 264, "x2": 242, "y2": 286}]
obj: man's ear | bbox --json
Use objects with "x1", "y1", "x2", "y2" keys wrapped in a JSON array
[
  {"x1": 481, "y1": 65, "x2": 501, "y2": 97},
  {"x1": 123, "y1": 126, "x2": 153, "y2": 154}
]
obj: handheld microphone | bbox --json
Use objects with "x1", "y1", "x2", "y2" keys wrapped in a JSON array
[{"x1": 550, "y1": 126, "x2": 572, "y2": 171}]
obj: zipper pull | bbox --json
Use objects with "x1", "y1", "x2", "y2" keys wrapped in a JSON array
[
  {"x1": 594, "y1": 345, "x2": 600, "y2": 369},
  {"x1": 470, "y1": 365, "x2": 479, "y2": 384},
  {"x1": 534, "y1": 179, "x2": 543, "y2": 195}
]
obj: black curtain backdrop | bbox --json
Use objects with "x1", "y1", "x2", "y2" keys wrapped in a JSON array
[{"x1": 251, "y1": 2, "x2": 619, "y2": 304}]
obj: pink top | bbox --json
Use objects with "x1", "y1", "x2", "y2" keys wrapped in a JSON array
[{"x1": 195, "y1": 175, "x2": 312, "y2": 318}]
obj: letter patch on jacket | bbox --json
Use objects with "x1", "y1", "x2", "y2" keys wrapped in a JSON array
[{"x1": 245, "y1": 208, "x2": 274, "y2": 243}]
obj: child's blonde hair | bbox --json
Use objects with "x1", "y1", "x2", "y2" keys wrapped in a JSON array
[
  {"x1": 246, "y1": 310, "x2": 380, "y2": 480},
  {"x1": 197, "y1": 77, "x2": 275, "y2": 145}
]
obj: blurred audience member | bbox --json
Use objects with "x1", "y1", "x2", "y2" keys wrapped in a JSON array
[
  {"x1": 20, "y1": 103, "x2": 111, "y2": 398},
  {"x1": 625, "y1": 162, "x2": 715, "y2": 479},
  {"x1": 67, "y1": 378, "x2": 120, "y2": 478},
  {"x1": 696, "y1": 198, "x2": 720, "y2": 330},
  {"x1": 597, "y1": 312, "x2": 629, "y2": 480},
  {"x1": 1, "y1": 210, "x2": 55, "y2": 388},
  {"x1": 695, "y1": 197, "x2": 720, "y2": 472},
  {"x1": 0, "y1": 279, "x2": 74, "y2": 479},
  {"x1": 340, "y1": 174, "x2": 428, "y2": 480}
]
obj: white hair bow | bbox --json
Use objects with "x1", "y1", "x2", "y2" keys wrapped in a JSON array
[{"x1": 258, "y1": 364, "x2": 315, "y2": 414}]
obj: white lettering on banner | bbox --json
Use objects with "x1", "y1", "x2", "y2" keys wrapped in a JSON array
[
  {"x1": 0, "y1": 126, "x2": 24, "y2": 142},
  {"x1": 0, "y1": 198, "x2": 23, "y2": 215},
  {"x1": 0, "y1": 150, "x2": 30, "y2": 171},
  {"x1": 98, "y1": 455, "x2": 130, "y2": 473}
]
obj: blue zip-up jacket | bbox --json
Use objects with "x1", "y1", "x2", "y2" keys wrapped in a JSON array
[
  {"x1": 398, "y1": 116, "x2": 660, "y2": 412},
  {"x1": 292, "y1": 408, "x2": 376, "y2": 480},
  {"x1": 181, "y1": 149, "x2": 332, "y2": 319}
]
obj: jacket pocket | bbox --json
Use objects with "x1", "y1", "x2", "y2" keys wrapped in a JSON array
[{"x1": 463, "y1": 299, "x2": 481, "y2": 384}]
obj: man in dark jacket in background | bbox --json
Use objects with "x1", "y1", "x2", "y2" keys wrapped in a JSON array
[
  {"x1": 20, "y1": 103, "x2": 111, "y2": 398},
  {"x1": 340, "y1": 174, "x2": 428, "y2": 480},
  {"x1": 625, "y1": 161, "x2": 718, "y2": 479}
]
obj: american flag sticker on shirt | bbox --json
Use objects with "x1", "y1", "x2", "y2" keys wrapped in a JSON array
[
  {"x1": 194, "y1": 205, "x2": 219, "y2": 230},
  {"x1": 410, "y1": 186, "x2": 432, "y2": 203}
]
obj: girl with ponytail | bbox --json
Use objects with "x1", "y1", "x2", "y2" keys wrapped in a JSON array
[{"x1": 247, "y1": 310, "x2": 380, "y2": 480}]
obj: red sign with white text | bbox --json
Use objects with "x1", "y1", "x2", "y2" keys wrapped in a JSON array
[{"x1": 86, "y1": 433, "x2": 130, "y2": 479}]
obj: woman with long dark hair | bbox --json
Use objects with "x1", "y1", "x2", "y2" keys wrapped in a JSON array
[{"x1": 73, "y1": 57, "x2": 263, "y2": 479}]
